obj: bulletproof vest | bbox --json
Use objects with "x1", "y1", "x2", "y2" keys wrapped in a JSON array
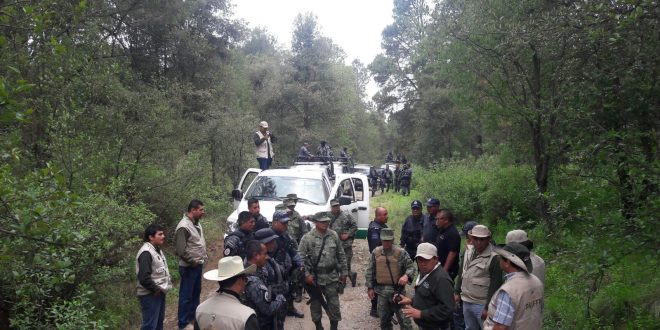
[
  {"x1": 375, "y1": 247, "x2": 402, "y2": 285},
  {"x1": 225, "y1": 230, "x2": 250, "y2": 258},
  {"x1": 403, "y1": 217, "x2": 422, "y2": 247},
  {"x1": 266, "y1": 259, "x2": 288, "y2": 296}
]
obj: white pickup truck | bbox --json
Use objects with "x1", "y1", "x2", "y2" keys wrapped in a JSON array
[{"x1": 228, "y1": 164, "x2": 371, "y2": 238}]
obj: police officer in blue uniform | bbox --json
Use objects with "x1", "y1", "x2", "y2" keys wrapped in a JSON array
[
  {"x1": 270, "y1": 210, "x2": 305, "y2": 318},
  {"x1": 224, "y1": 211, "x2": 256, "y2": 260},
  {"x1": 400, "y1": 200, "x2": 425, "y2": 259}
]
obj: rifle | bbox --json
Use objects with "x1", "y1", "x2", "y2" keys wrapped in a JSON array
[{"x1": 304, "y1": 235, "x2": 330, "y2": 315}]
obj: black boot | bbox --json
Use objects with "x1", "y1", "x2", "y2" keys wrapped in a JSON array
[
  {"x1": 314, "y1": 321, "x2": 324, "y2": 330},
  {"x1": 330, "y1": 321, "x2": 338, "y2": 330}
]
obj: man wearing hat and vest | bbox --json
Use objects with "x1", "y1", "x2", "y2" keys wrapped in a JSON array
[
  {"x1": 244, "y1": 240, "x2": 288, "y2": 330},
  {"x1": 224, "y1": 211, "x2": 256, "y2": 260},
  {"x1": 136, "y1": 224, "x2": 172, "y2": 330},
  {"x1": 196, "y1": 256, "x2": 259, "y2": 330},
  {"x1": 299, "y1": 212, "x2": 348, "y2": 330},
  {"x1": 329, "y1": 198, "x2": 358, "y2": 287},
  {"x1": 505, "y1": 230, "x2": 545, "y2": 283},
  {"x1": 254, "y1": 120, "x2": 276, "y2": 170},
  {"x1": 175, "y1": 199, "x2": 208, "y2": 330},
  {"x1": 365, "y1": 228, "x2": 417, "y2": 330},
  {"x1": 483, "y1": 243, "x2": 543, "y2": 330},
  {"x1": 396, "y1": 243, "x2": 454, "y2": 330},
  {"x1": 400, "y1": 200, "x2": 425, "y2": 259},
  {"x1": 454, "y1": 225, "x2": 503, "y2": 330}
]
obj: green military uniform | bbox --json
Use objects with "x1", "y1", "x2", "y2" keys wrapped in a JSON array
[
  {"x1": 365, "y1": 228, "x2": 417, "y2": 330},
  {"x1": 285, "y1": 195, "x2": 308, "y2": 244},
  {"x1": 328, "y1": 201, "x2": 357, "y2": 280},
  {"x1": 298, "y1": 213, "x2": 347, "y2": 328}
]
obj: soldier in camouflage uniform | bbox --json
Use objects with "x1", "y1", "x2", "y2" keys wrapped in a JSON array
[
  {"x1": 328, "y1": 199, "x2": 358, "y2": 288},
  {"x1": 270, "y1": 210, "x2": 305, "y2": 318},
  {"x1": 244, "y1": 240, "x2": 287, "y2": 330},
  {"x1": 298, "y1": 212, "x2": 348, "y2": 330},
  {"x1": 366, "y1": 228, "x2": 417, "y2": 330},
  {"x1": 285, "y1": 194, "x2": 308, "y2": 244},
  {"x1": 284, "y1": 195, "x2": 308, "y2": 303}
]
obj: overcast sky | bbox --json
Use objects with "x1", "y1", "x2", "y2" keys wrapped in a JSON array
[{"x1": 232, "y1": 0, "x2": 394, "y2": 98}]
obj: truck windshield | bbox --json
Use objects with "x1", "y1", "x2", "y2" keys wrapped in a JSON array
[{"x1": 245, "y1": 176, "x2": 328, "y2": 205}]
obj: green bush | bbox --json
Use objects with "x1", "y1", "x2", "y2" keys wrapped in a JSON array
[{"x1": 0, "y1": 165, "x2": 155, "y2": 328}]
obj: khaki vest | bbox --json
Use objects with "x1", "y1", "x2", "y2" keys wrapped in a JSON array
[
  {"x1": 531, "y1": 252, "x2": 545, "y2": 284},
  {"x1": 255, "y1": 131, "x2": 274, "y2": 158},
  {"x1": 460, "y1": 244, "x2": 497, "y2": 304},
  {"x1": 135, "y1": 242, "x2": 172, "y2": 295},
  {"x1": 196, "y1": 291, "x2": 256, "y2": 330},
  {"x1": 375, "y1": 247, "x2": 401, "y2": 285},
  {"x1": 484, "y1": 273, "x2": 544, "y2": 330},
  {"x1": 176, "y1": 215, "x2": 207, "y2": 267}
]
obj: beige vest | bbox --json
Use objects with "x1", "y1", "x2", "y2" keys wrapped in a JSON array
[
  {"x1": 135, "y1": 242, "x2": 172, "y2": 295},
  {"x1": 374, "y1": 247, "x2": 401, "y2": 285},
  {"x1": 484, "y1": 273, "x2": 544, "y2": 330},
  {"x1": 176, "y1": 215, "x2": 207, "y2": 266},
  {"x1": 531, "y1": 252, "x2": 545, "y2": 284},
  {"x1": 196, "y1": 291, "x2": 256, "y2": 330},
  {"x1": 460, "y1": 244, "x2": 497, "y2": 304},
  {"x1": 255, "y1": 131, "x2": 274, "y2": 158}
]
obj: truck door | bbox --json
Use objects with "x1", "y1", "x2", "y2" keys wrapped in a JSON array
[
  {"x1": 350, "y1": 176, "x2": 369, "y2": 230},
  {"x1": 232, "y1": 168, "x2": 260, "y2": 209}
]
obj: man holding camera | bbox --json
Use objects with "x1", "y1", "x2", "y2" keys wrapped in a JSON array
[
  {"x1": 254, "y1": 120, "x2": 276, "y2": 170},
  {"x1": 365, "y1": 228, "x2": 417, "y2": 330}
]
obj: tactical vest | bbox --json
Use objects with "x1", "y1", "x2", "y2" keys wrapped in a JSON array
[
  {"x1": 135, "y1": 242, "x2": 172, "y2": 295},
  {"x1": 175, "y1": 215, "x2": 207, "y2": 267},
  {"x1": 484, "y1": 273, "x2": 544, "y2": 330},
  {"x1": 225, "y1": 230, "x2": 250, "y2": 258},
  {"x1": 266, "y1": 259, "x2": 288, "y2": 296},
  {"x1": 375, "y1": 247, "x2": 402, "y2": 285}
]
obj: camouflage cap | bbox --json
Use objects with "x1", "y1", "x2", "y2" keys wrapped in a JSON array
[
  {"x1": 380, "y1": 228, "x2": 394, "y2": 241},
  {"x1": 274, "y1": 203, "x2": 287, "y2": 211},
  {"x1": 286, "y1": 193, "x2": 298, "y2": 202},
  {"x1": 313, "y1": 211, "x2": 331, "y2": 223},
  {"x1": 330, "y1": 199, "x2": 340, "y2": 207}
]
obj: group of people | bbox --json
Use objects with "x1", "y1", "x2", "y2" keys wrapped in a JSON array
[
  {"x1": 369, "y1": 162, "x2": 413, "y2": 197},
  {"x1": 365, "y1": 199, "x2": 546, "y2": 330},
  {"x1": 297, "y1": 140, "x2": 351, "y2": 162},
  {"x1": 136, "y1": 197, "x2": 545, "y2": 330}
]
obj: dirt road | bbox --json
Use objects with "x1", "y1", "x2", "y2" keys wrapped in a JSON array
[{"x1": 163, "y1": 238, "x2": 382, "y2": 330}]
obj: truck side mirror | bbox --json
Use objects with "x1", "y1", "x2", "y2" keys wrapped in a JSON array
[{"x1": 231, "y1": 189, "x2": 243, "y2": 200}]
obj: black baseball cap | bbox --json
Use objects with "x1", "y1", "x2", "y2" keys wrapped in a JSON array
[{"x1": 411, "y1": 200, "x2": 423, "y2": 209}]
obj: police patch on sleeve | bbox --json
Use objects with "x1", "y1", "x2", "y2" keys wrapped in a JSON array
[{"x1": 223, "y1": 248, "x2": 231, "y2": 256}]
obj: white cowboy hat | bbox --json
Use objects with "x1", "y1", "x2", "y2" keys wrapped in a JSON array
[{"x1": 203, "y1": 256, "x2": 256, "y2": 281}]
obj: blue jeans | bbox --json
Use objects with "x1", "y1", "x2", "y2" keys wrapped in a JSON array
[
  {"x1": 139, "y1": 293, "x2": 166, "y2": 330},
  {"x1": 452, "y1": 299, "x2": 466, "y2": 330},
  {"x1": 178, "y1": 265, "x2": 202, "y2": 329},
  {"x1": 257, "y1": 157, "x2": 272, "y2": 170},
  {"x1": 463, "y1": 301, "x2": 485, "y2": 330}
]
